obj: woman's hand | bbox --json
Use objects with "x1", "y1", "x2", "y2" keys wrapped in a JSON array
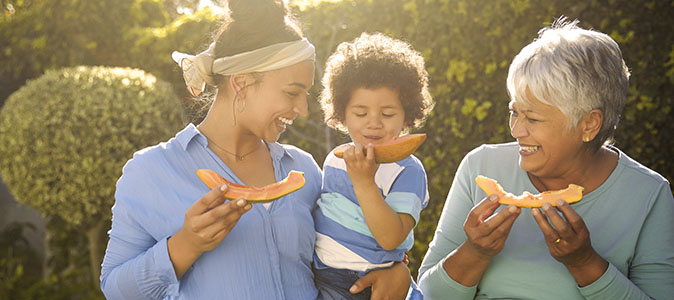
[
  {"x1": 440, "y1": 194, "x2": 521, "y2": 286},
  {"x1": 464, "y1": 194, "x2": 521, "y2": 258},
  {"x1": 531, "y1": 199, "x2": 608, "y2": 286},
  {"x1": 168, "y1": 184, "x2": 252, "y2": 278},
  {"x1": 342, "y1": 143, "x2": 378, "y2": 184},
  {"x1": 350, "y1": 261, "x2": 411, "y2": 300}
]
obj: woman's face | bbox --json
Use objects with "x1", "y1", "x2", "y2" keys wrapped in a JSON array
[
  {"x1": 241, "y1": 60, "x2": 314, "y2": 142},
  {"x1": 509, "y1": 89, "x2": 584, "y2": 178},
  {"x1": 344, "y1": 87, "x2": 406, "y2": 146}
]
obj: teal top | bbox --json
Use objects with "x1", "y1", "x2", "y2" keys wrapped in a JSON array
[{"x1": 417, "y1": 142, "x2": 674, "y2": 300}]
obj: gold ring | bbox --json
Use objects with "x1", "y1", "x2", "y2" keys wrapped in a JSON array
[{"x1": 554, "y1": 238, "x2": 561, "y2": 244}]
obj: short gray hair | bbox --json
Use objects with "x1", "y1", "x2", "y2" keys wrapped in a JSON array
[{"x1": 506, "y1": 17, "x2": 630, "y2": 149}]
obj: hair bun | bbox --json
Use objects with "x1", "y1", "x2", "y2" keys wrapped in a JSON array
[
  {"x1": 214, "y1": 0, "x2": 303, "y2": 58},
  {"x1": 228, "y1": 0, "x2": 287, "y2": 25}
]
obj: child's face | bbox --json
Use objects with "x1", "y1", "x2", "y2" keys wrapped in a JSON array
[{"x1": 344, "y1": 87, "x2": 406, "y2": 146}]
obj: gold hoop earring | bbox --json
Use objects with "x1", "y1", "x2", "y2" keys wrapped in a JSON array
[
  {"x1": 231, "y1": 95, "x2": 239, "y2": 127},
  {"x1": 236, "y1": 95, "x2": 246, "y2": 113}
]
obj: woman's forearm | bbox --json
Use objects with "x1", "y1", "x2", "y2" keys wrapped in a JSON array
[
  {"x1": 564, "y1": 250, "x2": 608, "y2": 287},
  {"x1": 442, "y1": 242, "x2": 494, "y2": 286},
  {"x1": 101, "y1": 235, "x2": 181, "y2": 299},
  {"x1": 167, "y1": 228, "x2": 203, "y2": 279}
]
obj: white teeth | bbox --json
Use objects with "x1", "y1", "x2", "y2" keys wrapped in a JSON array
[
  {"x1": 278, "y1": 116, "x2": 293, "y2": 125},
  {"x1": 520, "y1": 145, "x2": 540, "y2": 153}
]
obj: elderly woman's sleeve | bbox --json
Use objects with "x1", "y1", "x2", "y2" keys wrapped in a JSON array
[
  {"x1": 579, "y1": 182, "x2": 674, "y2": 300},
  {"x1": 417, "y1": 156, "x2": 478, "y2": 299},
  {"x1": 99, "y1": 161, "x2": 180, "y2": 300}
]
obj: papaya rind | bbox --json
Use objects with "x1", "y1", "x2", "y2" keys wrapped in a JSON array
[
  {"x1": 196, "y1": 169, "x2": 305, "y2": 203},
  {"x1": 333, "y1": 133, "x2": 427, "y2": 163},
  {"x1": 475, "y1": 175, "x2": 584, "y2": 208}
]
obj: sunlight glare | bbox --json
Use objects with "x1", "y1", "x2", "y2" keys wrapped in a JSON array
[{"x1": 291, "y1": 0, "x2": 343, "y2": 10}]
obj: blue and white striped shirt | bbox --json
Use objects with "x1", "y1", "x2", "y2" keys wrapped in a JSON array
[
  {"x1": 100, "y1": 124, "x2": 322, "y2": 299},
  {"x1": 313, "y1": 150, "x2": 429, "y2": 274}
]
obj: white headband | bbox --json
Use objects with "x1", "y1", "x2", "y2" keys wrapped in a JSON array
[{"x1": 172, "y1": 38, "x2": 315, "y2": 96}]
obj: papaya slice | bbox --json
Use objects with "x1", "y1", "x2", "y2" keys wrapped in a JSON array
[
  {"x1": 196, "y1": 169, "x2": 305, "y2": 203},
  {"x1": 333, "y1": 133, "x2": 427, "y2": 163},
  {"x1": 475, "y1": 175, "x2": 584, "y2": 208}
]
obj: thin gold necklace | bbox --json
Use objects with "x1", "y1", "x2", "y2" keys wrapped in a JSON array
[{"x1": 206, "y1": 137, "x2": 262, "y2": 161}]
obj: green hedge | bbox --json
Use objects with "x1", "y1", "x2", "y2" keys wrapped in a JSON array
[
  {"x1": 0, "y1": 66, "x2": 184, "y2": 227},
  {"x1": 0, "y1": 66, "x2": 185, "y2": 290}
]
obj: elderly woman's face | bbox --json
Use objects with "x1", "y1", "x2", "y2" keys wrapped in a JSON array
[{"x1": 509, "y1": 90, "x2": 584, "y2": 177}]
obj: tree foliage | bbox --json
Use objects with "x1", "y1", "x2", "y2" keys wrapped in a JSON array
[
  {"x1": 0, "y1": 66, "x2": 185, "y2": 226},
  {"x1": 0, "y1": 0, "x2": 219, "y2": 106}
]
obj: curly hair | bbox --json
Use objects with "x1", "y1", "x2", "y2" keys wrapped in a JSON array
[{"x1": 319, "y1": 32, "x2": 434, "y2": 133}]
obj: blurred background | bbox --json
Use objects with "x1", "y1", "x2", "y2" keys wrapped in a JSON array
[{"x1": 1, "y1": 0, "x2": 672, "y2": 298}]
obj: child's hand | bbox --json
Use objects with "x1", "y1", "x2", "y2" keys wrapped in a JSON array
[{"x1": 342, "y1": 143, "x2": 378, "y2": 184}]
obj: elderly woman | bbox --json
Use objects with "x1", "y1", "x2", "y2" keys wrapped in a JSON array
[{"x1": 417, "y1": 19, "x2": 674, "y2": 299}]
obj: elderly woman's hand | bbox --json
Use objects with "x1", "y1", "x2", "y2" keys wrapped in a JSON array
[
  {"x1": 531, "y1": 199, "x2": 608, "y2": 286},
  {"x1": 438, "y1": 194, "x2": 521, "y2": 287},
  {"x1": 464, "y1": 194, "x2": 522, "y2": 258}
]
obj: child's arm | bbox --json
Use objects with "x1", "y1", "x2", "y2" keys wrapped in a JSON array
[{"x1": 343, "y1": 143, "x2": 415, "y2": 251}]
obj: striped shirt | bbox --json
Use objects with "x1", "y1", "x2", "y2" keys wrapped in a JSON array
[{"x1": 313, "y1": 150, "x2": 429, "y2": 274}]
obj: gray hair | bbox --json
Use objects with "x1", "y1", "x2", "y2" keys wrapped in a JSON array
[{"x1": 506, "y1": 17, "x2": 630, "y2": 149}]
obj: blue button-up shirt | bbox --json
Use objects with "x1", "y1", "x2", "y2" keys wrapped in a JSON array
[{"x1": 101, "y1": 124, "x2": 322, "y2": 299}]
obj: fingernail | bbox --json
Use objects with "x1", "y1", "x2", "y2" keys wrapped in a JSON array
[
  {"x1": 508, "y1": 205, "x2": 517, "y2": 213},
  {"x1": 349, "y1": 285, "x2": 357, "y2": 293},
  {"x1": 220, "y1": 185, "x2": 227, "y2": 192},
  {"x1": 556, "y1": 199, "x2": 565, "y2": 206},
  {"x1": 237, "y1": 199, "x2": 245, "y2": 206},
  {"x1": 531, "y1": 208, "x2": 539, "y2": 216},
  {"x1": 542, "y1": 202, "x2": 552, "y2": 210},
  {"x1": 489, "y1": 194, "x2": 498, "y2": 202}
]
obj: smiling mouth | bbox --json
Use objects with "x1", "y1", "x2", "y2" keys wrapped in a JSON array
[
  {"x1": 520, "y1": 145, "x2": 541, "y2": 153},
  {"x1": 278, "y1": 116, "x2": 294, "y2": 125}
]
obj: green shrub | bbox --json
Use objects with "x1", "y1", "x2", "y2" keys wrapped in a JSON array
[{"x1": 0, "y1": 66, "x2": 185, "y2": 289}]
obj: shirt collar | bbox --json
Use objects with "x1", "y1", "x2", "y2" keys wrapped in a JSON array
[
  {"x1": 266, "y1": 140, "x2": 295, "y2": 161},
  {"x1": 176, "y1": 123, "x2": 203, "y2": 151},
  {"x1": 177, "y1": 123, "x2": 295, "y2": 162}
]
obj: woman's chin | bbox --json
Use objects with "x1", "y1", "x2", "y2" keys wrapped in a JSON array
[
  {"x1": 265, "y1": 131, "x2": 282, "y2": 143},
  {"x1": 518, "y1": 157, "x2": 539, "y2": 174}
]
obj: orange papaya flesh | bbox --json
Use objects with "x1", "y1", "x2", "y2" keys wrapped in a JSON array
[
  {"x1": 475, "y1": 175, "x2": 584, "y2": 208},
  {"x1": 196, "y1": 169, "x2": 305, "y2": 203},
  {"x1": 333, "y1": 133, "x2": 427, "y2": 163}
]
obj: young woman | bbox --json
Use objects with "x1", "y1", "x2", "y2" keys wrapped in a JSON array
[{"x1": 100, "y1": 1, "x2": 411, "y2": 299}]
